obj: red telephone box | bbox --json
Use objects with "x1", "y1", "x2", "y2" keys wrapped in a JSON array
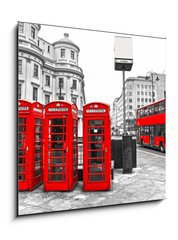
[
  {"x1": 83, "y1": 102, "x2": 111, "y2": 191},
  {"x1": 44, "y1": 101, "x2": 78, "y2": 191},
  {"x1": 18, "y1": 100, "x2": 43, "y2": 191}
]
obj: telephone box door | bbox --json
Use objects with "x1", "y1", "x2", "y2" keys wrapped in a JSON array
[
  {"x1": 18, "y1": 116, "x2": 30, "y2": 189},
  {"x1": 87, "y1": 119, "x2": 109, "y2": 182},
  {"x1": 46, "y1": 116, "x2": 68, "y2": 188},
  {"x1": 83, "y1": 102, "x2": 111, "y2": 191}
]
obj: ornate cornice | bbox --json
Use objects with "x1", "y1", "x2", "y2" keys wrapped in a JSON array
[{"x1": 19, "y1": 45, "x2": 45, "y2": 65}]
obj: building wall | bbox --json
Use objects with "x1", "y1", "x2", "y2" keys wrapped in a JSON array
[
  {"x1": 112, "y1": 74, "x2": 166, "y2": 135},
  {"x1": 18, "y1": 22, "x2": 86, "y2": 137}
]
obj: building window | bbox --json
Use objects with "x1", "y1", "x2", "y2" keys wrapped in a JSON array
[
  {"x1": 129, "y1": 99, "x2": 132, "y2": 103},
  {"x1": 153, "y1": 92, "x2": 155, "y2": 97},
  {"x1": 145, "y1": 85, "x2": 147, "y2": 89},
  {"x1": 71, "y1": 50, "x2": 75, "y2": 60},
  {"x1": 72, "y1": 97, "x2": 77, "y2": 104},
  {"x1": 80, "y1": 97, "x2": 83, "y2": 108},
  {"x1": 137, "y1": 98, "x2": 140, "y2": 102},
  {"x1": 45, "y1": 75, "x2": 50, "y2": 86},
  {"x1": 59, "y1": 78, "x2": 64, "y2": 88},
  {"x1": 33, "y1": 87, "x2": 38, "y2": 101},
  {"x1": 141, "y1": 85, "x2": 144, "y2": 89},
  {"x1": 145, "y1": 98, "x2": 148, "y2": 102},
  {"x1": 153, "y1": 85, "x2": 155, "y2": 89},
  {"x1": 141, "y1": 98, "x2": 144, "y2": 102},
  {"x1": 128, "y1": 92, "x2": 132, "y2": 96},
  {"x1": 149, "y1": 85, "x2": 151, "y2": 89},
  {"x1": 61, "y1": 49, "x2": 65, "y2": 58},
  {"x1": 145, "y1": 92, "x2": 147, "y2": 95},
  {"x1": 33, "y1": 64, "x2": 39, "y2": 78},
  {"x1": 137, "y1": 84, "x2": 140, "y2": 88},
  {"x1": 137, "y1": 105, "x2": 140, "y2": 108},
  {"x1": 18, "y1": 59, "x2": 22, "y2": 73},
  {"x1": 149, "y1": 98, "x2": 151, "y2": 102},
  {"x1": 137, "y1": 91, "x2": 140, "y2": 95},
  {"x1": 18, "y1": 84, "x2": 21, "y2": 99},
  {"x1": 141, "y1": 91, "x2": 144, "y2": 95},
  {"x1": 129, "y1": 105, "x2": 132, "y2": 110},
  {"x1": 72, "y1": 79, "x2": 77, "y2": 90},
  {"x1": 149, "y1": 92, "x2": 151, "y2": 96},
  {"x1": 31, "y1": 26, "x2": 35, "y2": 39},
  {"x1": 48, "y1": 46, "x2": 50, "y2": 53},
  {"x1": 128, "y1": 85, "x2": 132, "y2": 89},
  {"x1": 18, "y1": 23, "x2": 24, "y2": 34},
  {"x1": 45, "y1": 94, "x2": 50, "y2": 104}
]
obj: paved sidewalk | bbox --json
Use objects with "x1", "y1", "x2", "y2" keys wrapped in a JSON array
[{"x1": 18, "y1": 149, "x2": 166, "y2": 215}]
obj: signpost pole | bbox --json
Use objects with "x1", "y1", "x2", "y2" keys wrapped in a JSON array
[{"x1": 123, "y1": 70, "x2": 126, "y2": 135}]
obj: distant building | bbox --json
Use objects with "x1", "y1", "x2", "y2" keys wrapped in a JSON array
[
  {"x1": 18, "y1": 22, "x2": 86, "y2": 137},
  {"x1": 111, "y1": 74, "x2": 166, "y2": 135}
]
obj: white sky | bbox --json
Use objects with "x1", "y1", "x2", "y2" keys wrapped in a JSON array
[{"x1": 39, "y1": 25, "x2": 166, "y2": 107}]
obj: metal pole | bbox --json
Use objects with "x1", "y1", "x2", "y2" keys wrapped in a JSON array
[
  {"x1": 151, "y1": 73, "x2": 154, "y2": 102},
  {"x1": 123, "y1": 70, "x2": 126, "y2": 135},
  {"x1": 59, "y1": 85, "x2": 62, "y2": 100}
]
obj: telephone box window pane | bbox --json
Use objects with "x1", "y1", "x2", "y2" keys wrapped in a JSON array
[
  {"x1": 88, "y1": 150, "x2": 104, "y2": 158},
  {"x1": 18, "y1": 125, "x2": 26, "y2": 132},
  {"x1": 51, "y1": 118, "x2": 65, "y2": 125},
  {"x1": 88, "y1": 175, "x2": 104, "y2": 181},
  {"x1": 51, "y1": 158, "x2": 65, "y2": 164},
  {"x1": 89, "y1": 127, "x2": 104, "y2": 134},
  {"x1": 19, "y1": 118, "x2": 26, "y2": 124},
  {"x1": 89, "y1": 143, "x2": 102, "y2": 149},
  {"x1": 19, "y1": 157, "x2": 25, "y2": 164},
  {"x1": 50, "y1": 174, "x2": 63, "y2": 181},
  {"x1": 88, "y1": 135, "x2": 104, "y2": 142},
  {"x1": 88, "y1": 166, "x2": 105, "y2": 173},
  {"x1": 18, "y1": 141, "x2": 23, "y2": 148},
  {"x1": 18, "y1": 174, "x2": 25, "y2": 181},
  {"x1": 89, "y1": 120, "x2": 104, "y2": 126}
]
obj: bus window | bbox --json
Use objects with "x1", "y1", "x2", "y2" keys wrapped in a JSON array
[
  {"x1": 154, "y1": 103, "x2": 159, "y2": 114},
  {"x1": 141, "y1": 126, "x2": 144, "y2": 135},
  {"x1": 145, "y1": 107, "x2": 149, "y2": 116},
  {"x1": 149, "y1": 105, "x2": 153, "y2": 115},
  {"x1": 145, "y1": 126, "x2": 149, "y2": 135},
  {"x1": 159, "y1": 101, "x2": 165, "y2": 113},
  {"x1": 155, "y1": 124, "x2": 165, "y2": 137}
]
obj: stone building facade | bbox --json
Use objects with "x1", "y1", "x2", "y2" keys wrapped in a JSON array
[{"x1": 18, "y1": 22, "x2": 86, "y2": 137}]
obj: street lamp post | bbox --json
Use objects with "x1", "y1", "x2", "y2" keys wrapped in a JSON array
[
  {"x1": 59, "y1": 81, "x2": 62, "y2": 100},
  {"x1": 146, "y1": 71, "x2": 159, "y2": 103},
  {"x1": 70, "y1": 87, "x2": 73, "y2": 103}
]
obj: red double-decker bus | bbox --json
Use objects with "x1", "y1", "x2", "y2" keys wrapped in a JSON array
[{"x1": 136, "y1": 99, "x2": 166, "y2": 152}]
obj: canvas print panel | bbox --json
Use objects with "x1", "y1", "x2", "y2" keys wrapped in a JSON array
[{"x1": 17, "y1": 22, "x2": 166, "y2": 216}]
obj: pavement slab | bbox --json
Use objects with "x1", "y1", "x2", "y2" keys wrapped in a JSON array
[{"x1": 18, "y1": 149, "x2": 166, "y2": 215}]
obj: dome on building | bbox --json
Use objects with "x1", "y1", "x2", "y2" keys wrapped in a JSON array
[{"x1": 53, "y1": 33, "x2": 80, "y2": 52}]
